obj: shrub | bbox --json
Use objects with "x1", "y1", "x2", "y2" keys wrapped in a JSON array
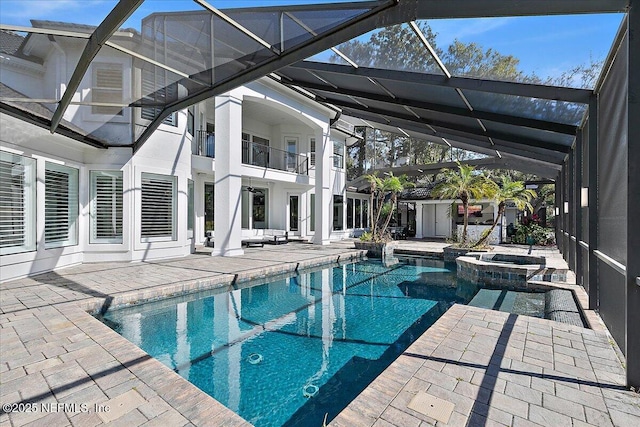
[{"x1": 513, "y1": 222, "x2": 555, "y2": 245}]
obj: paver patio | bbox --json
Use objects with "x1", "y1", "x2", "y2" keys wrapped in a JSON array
[{"x1": 1, "y1": 240, "x2": 639, "y2": 426}]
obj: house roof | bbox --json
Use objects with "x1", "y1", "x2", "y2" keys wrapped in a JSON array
[
  {"x1": 0, "y1": 82, "x2": 108, "y2": 148},
  {"x1": 399, "y1": 182, "x2": 440, "y2": 201},
  {"x1": 0, "y1": 29, "x2": 23, "y2": 55}
]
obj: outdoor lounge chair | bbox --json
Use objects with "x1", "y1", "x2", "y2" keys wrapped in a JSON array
[
  {"x1": 242, "y1": 238, "x2": 265, "y2": 248},
  {"x1": 262, "y1": 229, "x2": 288, "y2": 244}
]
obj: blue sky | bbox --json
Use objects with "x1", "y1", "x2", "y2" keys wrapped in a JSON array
[{"x1": 0, "y1": 0, "x2": 624, "y2": 81}]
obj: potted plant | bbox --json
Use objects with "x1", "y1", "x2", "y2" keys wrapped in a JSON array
[{"x1": 354, "y1": 172, "x2": 412, "y2": 258}]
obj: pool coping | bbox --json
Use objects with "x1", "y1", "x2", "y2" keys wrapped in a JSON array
[
  {"x1": 0, "y1": 246, "x2": 366, "y2": 427},
  {"x1": 2, "y1": 244, "x2": 637, "y2": 427},
  {"x1": 78, "y1": 250, "x2": 366, "y2": 314},
  {"x1": 329, "y1": 266, "x2": 638, "y2": 427}
]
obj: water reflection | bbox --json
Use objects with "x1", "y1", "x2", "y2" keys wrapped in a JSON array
[{"x1": 103, "y1": 258, "x2": 464, "y2": 427}]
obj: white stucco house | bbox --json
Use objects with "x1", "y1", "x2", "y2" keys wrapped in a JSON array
[
  {"x1": 0, "y1": 17, "x2": 368, "y2": 282},
  {"x1": 0, "y1": 12, "x2": 506, "y2": 283}
]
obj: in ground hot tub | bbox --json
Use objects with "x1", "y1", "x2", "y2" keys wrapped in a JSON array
[{"x1": 457, "y1": 252, "x2": 567, "y2": 287}]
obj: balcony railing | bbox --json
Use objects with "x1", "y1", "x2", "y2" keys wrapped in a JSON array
[
  {"x1": 242, "y1": 140, "x2": 308, "y2": 175},
  {"x1": 195, "y1": 130, "x2": 215, "y2": 158}
]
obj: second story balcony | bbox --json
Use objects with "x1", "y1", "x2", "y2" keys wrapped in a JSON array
[
  {"x1": 193, "y1": 131, "x2": 308, "y2": 175},
  {"x1": 195, "y1": 130, "x2": 215, "y2": 158},
  {"x1": 242, "y1": 139, "x2": 308, "y2": 175}
]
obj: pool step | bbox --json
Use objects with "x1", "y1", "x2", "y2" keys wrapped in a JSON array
[
  {"x1": 468, "y1": 288, "x2": 584, "y2": 327},
  {"x1": 468, "y1": 289, "x2": 517, "y2": 313}
]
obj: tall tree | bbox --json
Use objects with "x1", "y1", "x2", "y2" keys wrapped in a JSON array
[
  {"x1": 432, "y1": 162, "x2": 497, "y2": 244},
  {"x1": 472, "y1": 176, "x2": 536, "y2": 247},
  {"x1": 333, "y1": 23, "x2": 527, "y2": 81},
  {"x1": 364, "y1": 172, "x2": 413, "y2": 242}
]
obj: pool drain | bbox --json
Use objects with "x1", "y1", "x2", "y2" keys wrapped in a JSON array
[
  {"x1": 302, "y1": 384, "x2": 319, "y2": 398},
  {"x1": 247, "y1": 353, "x2": 263, "y2": 364}
]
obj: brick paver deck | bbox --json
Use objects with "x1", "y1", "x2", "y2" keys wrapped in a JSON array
[
  {"x1": 1, "y1": 242, "x2": 365, "y2": 427},
  {"x1": 331, "y1": 304, "x2": 639, "y2": 427},
  {"x1": 2, "y1": 241, "x2": 639, "y2": 426}
]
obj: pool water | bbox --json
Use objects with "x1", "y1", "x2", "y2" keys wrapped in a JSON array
[{"x1": 101, "y1": 258, "x2": 479, "y2": 426}]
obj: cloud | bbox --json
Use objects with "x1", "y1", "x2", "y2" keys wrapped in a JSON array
[{"x1": 427, "y1": 17, "x2": 511, "y2": 47}]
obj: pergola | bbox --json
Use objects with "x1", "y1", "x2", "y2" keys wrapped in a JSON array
[{"x1": 1, "y1": 0, "x2": 638, "y2": 388}]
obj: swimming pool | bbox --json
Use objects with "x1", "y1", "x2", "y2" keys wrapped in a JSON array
[{"x1": 101, "y1": 258, "x2": 479, "y2": 426}]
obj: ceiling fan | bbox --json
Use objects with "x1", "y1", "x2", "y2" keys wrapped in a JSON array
[
  {"x1": 244, "y1": 178, "x2": 264, "y2": 194},
  {"x1": 246, "y1": 186, "x2": 263, "y2": 194}
]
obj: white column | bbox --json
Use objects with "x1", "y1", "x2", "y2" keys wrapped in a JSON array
[
  {"x1": 195, "y1": 176, "x2": 205, "y2": 245},
  {"x1": 313, "y1": 125, "x2": 331, "y2": 245},
  {"x1": 212, "y1": 93, "x2": 244, "y2": 256},
  {"x1": 415, "y1": 202, "x2": 424, "y2": 238}
]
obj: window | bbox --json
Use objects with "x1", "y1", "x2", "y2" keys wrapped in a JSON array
[
  {"x1": 333, "y1": 141, "x2": 344, "y2": 169},
  {"x1": 347, "y1": 198, "x2": 354, "y2": 229},
  {"x1": 241, "y1": 187, "x2": 268, "y2": 229},
  {"x1": 187, "y1": 179, "x2": 194, "y2": 238},
  {"x1": 204, "y1": 183, "x2": 214, "y2": 231},
  {"x1": 242, "y1": 132, "x2": 270, "y2": 167},
  {"x1": 333, "y1": 195, "x2": 344, "y2": 231},
  {"x1": 141, "y1": 173, "x2": 176, "y2": 241},
  {"x1": 187, "y1": 107, "x2": 195, "y2": 136},
  {"x1": 45, "y1": 162, "x2": 79, "y2": 248},
  {"x1": 286, "y1": 137, "x2": 297, "y2": 171},
  {"x1": 362, "y1": 199, "x2": 369, "y2": 228},
  {"x1": 90, "y1": 171, "x2": 123, "y2": 244},
  {"x1": 310, "y1": 137, "x2": 316, "y2": 166},
  {"x1": 252, "y1": 190, "x2": 268, "y2": 229},
  {"x1": 309, "y1": 193, "x2": 315, "y2": 232},
  {"x1": 141, "y1": 67, "x2": 177, "y2": 126},
  {"x1": 355, "y1": 199, "x2": 362, "y2": 228},
  {"x1": 0, "y1": 151, "x2": 36, "y2": 255},
  {"x1": 253, "y1": 135, "x2": 269, "y2": 146},
  {"x1": 92, "y1": 63, "x2": 123, "y2": 116}
]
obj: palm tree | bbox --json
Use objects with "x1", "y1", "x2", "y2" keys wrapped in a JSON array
[
  {"x1": 472, "y1": 176, "x2": 537, "y2": 247},
  {"x1": 432, "y1": 162, "x2": 497, "y2": 244},
  {"x1": 365, "y1": 172, "x2": 412, "y2": 242}
]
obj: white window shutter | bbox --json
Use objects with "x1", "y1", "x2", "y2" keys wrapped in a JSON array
[
  {"x1": 141, "y1": 173, "x2": 176, "y2": 240},
  {"x1": 0, "y1": 151, "x2": 36, "y2": 255},
  {"x1": 45, "y1": 162, "x2": 78, "y2": 248},
  {"x1": 92, "y1": 63, "x2": 123, "y2": 116},
  {"x1": 91, "y1": 171, "x2": 123, "y2": 243}
]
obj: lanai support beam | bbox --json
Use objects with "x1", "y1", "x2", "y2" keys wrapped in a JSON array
[
  {"x1": 588, "y1": 96, "x2": 598, "y2": 311},
  {"x1": 132, "y1": 0, "x2": 397, "y2": 152},
  {"x1": 50, "y1": 0, "x2": 145, "y2": 133},
  {"x1": 288, "y1": 62, "x2": 593, "y2": 104},
  {"x1": 281, "y1": 79, "x2": 578, "y2": 134},
  {"x1": 626, "y1": 0, "x2": 640, "y2": 389}
]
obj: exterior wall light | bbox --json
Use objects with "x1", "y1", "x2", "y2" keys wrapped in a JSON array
[{"x1": 581, "y1": 187, "x2": 589, "y2": 207}]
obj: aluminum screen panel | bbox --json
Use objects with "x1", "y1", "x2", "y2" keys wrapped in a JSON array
[
  {"x1": 597, "y1": 33, "x2": 628, "y2": 265},
  {"x1": 368, "y1": 78, "x2": 468, "y2": 109},
  {"x1": 462, "y1": 89, "x2": 587, "y2": 126},
  {"x1": 482, "y1": 120, "x2": 575, "y2": 148},
  {"x1": 332, "y1": 23, "x2": 443, "y2": 73}
]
